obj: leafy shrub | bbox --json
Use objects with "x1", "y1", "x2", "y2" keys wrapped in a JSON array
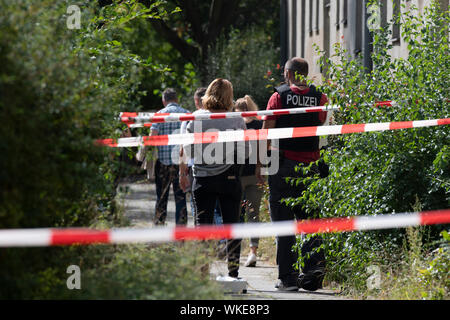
[
  {"x1": 36, "y1": 243, "x2": 225, "y2": 300},
  {"x1": 0, "y1": 0, "x2": 211, "y2": 299}
]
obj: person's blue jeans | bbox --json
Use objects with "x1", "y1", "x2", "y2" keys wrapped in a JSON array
[{"x1": 213, "y1": 199, "x2": 223, "y2": 225}]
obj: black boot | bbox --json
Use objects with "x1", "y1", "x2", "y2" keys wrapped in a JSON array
[{"x1": 297, "y1": 235, "x2": 326, "y2": 291}]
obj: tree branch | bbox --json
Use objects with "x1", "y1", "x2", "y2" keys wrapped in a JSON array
[
  {"x1": 177, "y1": 0, "x2": 204, "y2": 45},
  {"x1": 206, "y1": 0, "x2": 240, "y2": 44},
  {"x1": 149, "y1": 19, "x2": 200, "y2": 64}
]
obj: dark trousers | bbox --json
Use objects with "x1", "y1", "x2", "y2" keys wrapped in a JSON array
[
  {"x1": 192, "y1": 168, "x2": 242, "y2": 278},
  {"x1": 268, "y1": 158, "x2": 325, "y2": 282},
  {"x1": 154, "y1": 160, "x2": 187, "y2": 225}
]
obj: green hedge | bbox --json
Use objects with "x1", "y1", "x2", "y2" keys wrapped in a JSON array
[{"x1": 0, "y1": 0, "x2": 224, "y2": 299}]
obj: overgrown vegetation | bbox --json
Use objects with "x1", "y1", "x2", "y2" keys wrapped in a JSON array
[
  {"x1": 288, "y1": 0, "x2": 449, "y2": 299},
  {"x1": 0, "y1": 0, "x2": 225, "y2": 299}
]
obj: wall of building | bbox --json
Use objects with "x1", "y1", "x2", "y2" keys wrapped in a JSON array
[{"x1": 282, "y1": 0, "x2": 448, "y2": 84}]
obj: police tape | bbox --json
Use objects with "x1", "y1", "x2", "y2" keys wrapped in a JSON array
[
  {"x1": 97, "y1": 118, "x2": 450, "y2": 147},
  {"x1": 119, "y1": 100, "x2": 403, "y2": 126},
  {"x1": 120, "y1": 106, "x2": 339, "y2": 127},
  {"x1": 119, "y1": 100, "x2": 401, "y2": 124},
  {"x1": 0, "y1": 209, "x2": 448, "y2": 247},
  {"x1": 120, "y1": 99, "x2": 450, "y2": 126}
]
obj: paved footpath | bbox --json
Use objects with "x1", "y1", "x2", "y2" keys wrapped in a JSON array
[{"x1": 117, "y1": 175, "x2": 343, "y2": 300}]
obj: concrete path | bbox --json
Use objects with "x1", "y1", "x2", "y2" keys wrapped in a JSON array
[
  {"x1": 117, "y1": 175, "x2": 343, "y2": 300},
  {"x1": 116, "y1": 175, "x2": 196, "y2": 228},
  {"x1": 210, "y1": 260, "x2": 341, "y2": 300}
]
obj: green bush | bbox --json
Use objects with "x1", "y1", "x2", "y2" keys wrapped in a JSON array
[
  {"x1": 77, "y1": 243, "x2": 225, "y2": 300},
  {"x1": 288, "y1": 1, "x2": 449, "y2": 296},
  {"x1": 0, "y1": 0, "x2": 221, "y2": 299},
  {"x1": 0, "y1": 0, "x2": 147, "y2": 298},
  {"x1": 32, "y1": 243, "x2": 225, "y2": 300}
]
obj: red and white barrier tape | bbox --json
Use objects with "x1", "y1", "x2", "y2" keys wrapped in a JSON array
[
  {"x1": 97, "y1": 118, "x2": 450, "y2": 147},
  {"x1": 120, "y1": 106, "x2": 339, "y2": 127},
  {"x1": 119, "y1": 100, "x2": 403, "y2": 126},
  {"x1": 121, "y1": 99, "x2": 450, "y2": 126},
  {"x1": 0, "y1": 209, "x2": 448, "y2": 247}
]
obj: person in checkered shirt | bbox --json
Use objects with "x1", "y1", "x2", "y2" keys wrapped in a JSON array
[{"x1": 150, "y1": 88, "x2": 189, "y2": 225}]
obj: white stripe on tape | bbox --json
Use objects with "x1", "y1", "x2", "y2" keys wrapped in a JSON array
[
  {"x1": 231, "y1": 221, "x2": 297, "y2": 239},
  {"x1": 316, "y1": 125, "x2": 342, "y2": 136},
  {"x1": 168, "y1": 133, "x2": 194, "y2": 146},
  {"x1": 267, "y1": 127, "x2": 294, "y2": 140},
  {"x1": 412, "y1": 119, "x2": 438, "y2": 128},
  {"x1": 354, "y1": 213, "x2": 421, "y2": 231},
  {"x1": 110, "y1": 227, "x2": 174, "y2": 244},
  {"x1": 118, "y1": 137, "x2": 142, "y2": 147},
  {"x1": 364, "y1": 122, "x2": 391, "y2": 132},
  {"x1": 218, "y1": 130, "x2": 245, "y2": 143},
  {"x1": 0, "y1": 229, "x2": 51, "y2": 247}
]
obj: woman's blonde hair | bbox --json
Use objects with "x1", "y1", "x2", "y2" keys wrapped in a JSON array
[
  {"x1": 202, "y1": 78, "x2": 234, "y2": 111},
  {"x1": 234, "y1": 95, "x2": 259, "y2": 112}
]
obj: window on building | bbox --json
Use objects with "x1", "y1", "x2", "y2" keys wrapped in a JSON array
[
  {"x1": 309, "y1": 0, "x2": 313, "y2": 35},
  {"x1": 392, "y1": 0, "x2": 401, "y2": 45},
  {"x1": 354, "y1": 0, "x2": 363, "y2": 54},
  {"x1": 380, "y1": 0, "x2": 387, "y2": 29},
  {"x1": 323, "y1": 0, "x2": 331, "y2": 74},
  {"x1": 335, "y1": 0, "x2": 340, "y2": 29},
  {"x1": 342, "y1": 0, "x2": 348, "y2": 26},
  {"x1": 291, "y1": 0, "x2": 297, "y2": 57},
  {"x1": 301, "y1": 0, "x2": 306, "y2": 56},
  {"x1": 314, "y1": 0, "x2": 319, "y2": 33}
]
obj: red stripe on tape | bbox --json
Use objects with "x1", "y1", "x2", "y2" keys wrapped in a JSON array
[
  {"x1": 296, "y1": 217, "x2": 355, "y2": 234},
  {"x1": 179, "y1": 115, "x2": 196, "y2": 121},
  {"x1": 121, "y1": 112, "x2": 138, "y2": 117},
  {"x1": 389, "y1": 121, "x2": 413, "y2": 130},
  {"x1": 51, "y1": 229, "x2": 110, "y2": 245},
  {"x1": 305, "y1": 108, "x2": 321, "y2": 113},
  {"x1": 273, "y1": 110, "x2": 291, "y2": 116},
  {"x1": 174, "y1": 225, "x2": 233, "y2": 240},
  {"x1": 341, "y1": 123, "x2": 366, "y2": 134},
  {"x1": 437, "y1": 118, "x2": 450, "y2": 125},
  {"x1": 242, "y1": 112, "x2": 258, "y2": 117},
  {"x1": 420, "y1": 209, "x2": 450, "y2": 226},
  {"x1": 292, "y1": 126, "x2": 318, "y2": 138},
  {"x1": 144, "y1": 135, "x2": 168, "y2": 146},
  {"x1": 210, "y1": 114, "x2": 227, "y2": 119},
  {"x1": 150, "y1": 118, "x2": 165, "y2": 123},
  {"x1": 95, "y1": 139, "x2": 117, "y2": 147}
]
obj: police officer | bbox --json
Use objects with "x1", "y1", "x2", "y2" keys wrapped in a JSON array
[{"x1": 257, "y1": 57, "x2": 328, "y2": 291}]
